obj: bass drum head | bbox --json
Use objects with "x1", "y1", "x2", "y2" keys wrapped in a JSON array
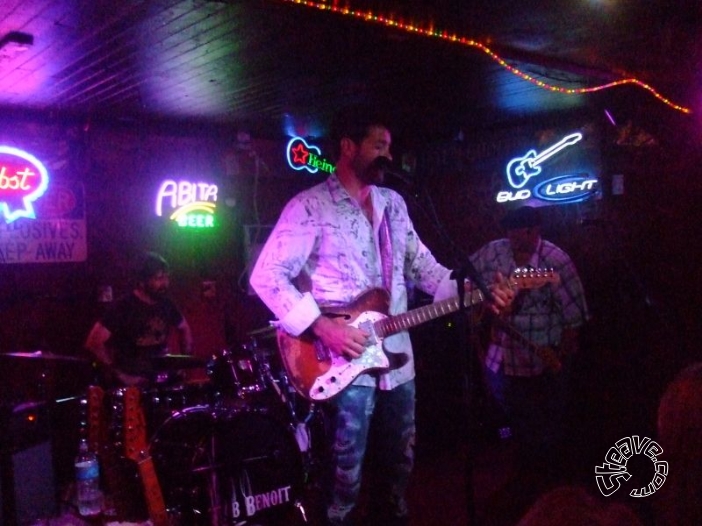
[{"x1": 150, "y1": 405, "x2": 305, "y2": 525}]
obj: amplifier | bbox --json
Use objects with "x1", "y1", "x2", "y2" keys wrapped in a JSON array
[{"x1": 1, "y1": 403, "x2": 56, "y2": 525}]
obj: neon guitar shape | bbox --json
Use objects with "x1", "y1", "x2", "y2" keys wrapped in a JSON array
[
  {"x1": 506, "y1": 133, "x2": 582, "y2": 189},
  {"x1": 277, "y1": 268, "x2": 560, "y2": 402}
]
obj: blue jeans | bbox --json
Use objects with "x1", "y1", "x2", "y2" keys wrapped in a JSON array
[{"x1": 323, "y1": 380, "x2": 416, "y2": 525}]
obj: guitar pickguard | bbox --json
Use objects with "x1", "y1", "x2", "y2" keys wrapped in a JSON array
[{"x1": 309, "y1": 311, "x2": 390, "y2": 400}]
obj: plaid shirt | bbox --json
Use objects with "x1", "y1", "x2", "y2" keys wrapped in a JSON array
[
  {"x1": 470, "y1": 238, "x2": 589, "y2": 376},
  {"x1": 250, "y1": 174, "x2": 452, "y2": 389}
]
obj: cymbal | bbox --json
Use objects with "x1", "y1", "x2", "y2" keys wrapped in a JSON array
[
  {"x1": 151, "y1": 354, "x2": 207, "y2": 370},
  {"x1": 2, "y1": 351, "x2": 89, "y2": 363},
  {"x1": 247, "y1": 325, "x2": 276, "y2": 338}
]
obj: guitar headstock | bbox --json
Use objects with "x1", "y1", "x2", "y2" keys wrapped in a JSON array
[{"x1": 509, "y1": 267, "x2": 560, "y2": 290}]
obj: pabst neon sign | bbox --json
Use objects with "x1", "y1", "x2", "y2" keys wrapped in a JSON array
[
  {"x1": 496, "y1": 132, "x2": 599, "y2": 204},
  {"x1": 0, "y1": 146, "x2": 50, "y2": 223},
  {"x1": 155, "y1": 179, "x2": 218, "y2": 228},
  {"x1": 286, "y1": 136, "x2": 335, "y2": 175}
]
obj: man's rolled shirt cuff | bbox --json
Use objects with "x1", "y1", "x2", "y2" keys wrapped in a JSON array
[{"x1": 278, "y1": 292, "x2": 322, "y2": 336}]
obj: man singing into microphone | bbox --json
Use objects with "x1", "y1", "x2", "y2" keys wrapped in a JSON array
[{"x1": 250, "y1": 103, "x2": 514, "y2": 526}]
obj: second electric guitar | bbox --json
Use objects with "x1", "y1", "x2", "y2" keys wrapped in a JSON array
[{"x1": 277, "y1": 268, "x2": 560, "y2": 401}]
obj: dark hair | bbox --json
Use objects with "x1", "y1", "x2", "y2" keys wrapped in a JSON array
[
  {"x1": 133, "y1": 251, "x2": 169, "y2": 283},
  {"x1": 500, "y1": 206, "x2": 542, "y2": 230},
  {"x1": 328, "y1": 103, "x2": 391, "y2": 161}
]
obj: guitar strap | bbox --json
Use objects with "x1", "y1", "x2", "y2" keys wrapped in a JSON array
[{"x1": 379, "y1": 208, "x2": 393, "y2": 292}]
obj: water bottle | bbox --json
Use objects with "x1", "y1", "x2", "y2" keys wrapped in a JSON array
[{"x1": 74, "y1": 438, "x2": 103, "y2": 517}]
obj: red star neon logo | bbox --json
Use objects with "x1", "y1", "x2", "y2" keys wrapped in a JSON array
[
  {"x1": 291, "y1": 143, "x2": 310, "y2": 165},
  {"x1": 287, "y1": 136, "x2": 327, "y2": 174}
]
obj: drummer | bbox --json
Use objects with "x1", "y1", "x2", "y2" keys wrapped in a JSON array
[{"x1": 84, "y1": 251, "x2": 193, "y2": 388}]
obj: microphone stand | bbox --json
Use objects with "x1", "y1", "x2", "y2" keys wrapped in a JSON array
[
  {"x1": 392, "y1": 167, "x2": 492, "y2": 525},
  {"x1": 450, "y1": 260, "x2": 494, "y2": 526}
]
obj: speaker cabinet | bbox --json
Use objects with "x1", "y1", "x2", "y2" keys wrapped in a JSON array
[
  {"x1": 1, "y1": 403, "x2": 57, "y2": 526},
  {"x1": 1, "y1": 440, "x2": 57, "y2": 525}
]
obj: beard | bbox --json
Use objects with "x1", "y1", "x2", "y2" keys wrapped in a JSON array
[
  {"x1": 354, "y1": 155, "x2": 385, "y2": 185},
  {"x1": 144, "y1": 285, "x2": 168, "y2": 301}
]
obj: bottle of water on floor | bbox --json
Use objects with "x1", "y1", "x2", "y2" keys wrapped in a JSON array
[{"x1": 75, "y1": 438, "x2": 103, "y2": 517}]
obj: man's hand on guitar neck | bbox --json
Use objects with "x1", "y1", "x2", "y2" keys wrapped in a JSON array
[
  {"x1": 485, "y1": 271, "x2": 516, "y2": 315},
  {"x1": 311, "y1": 315, "x2": 370, "y2": 360}
]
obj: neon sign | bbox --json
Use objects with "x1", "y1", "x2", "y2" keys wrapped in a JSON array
[
  {"x1": 533, "y1": 175, "x2": 599, "y2": 203},
  {"x1": 286, "y1": 136, "x2": 335, "y2": 175},
  {"x1": 496, "y1": 131, "x2": 599, "y2": 205},
  {"x1": 0, "y1": 146, "x2": 50, "y2": 223},
  {"x1": 155, "y1": 179, "x2": 218, "y2": 229},
  {"x1": 506, "y1": 133, "x2": 582, "y2": 188}
]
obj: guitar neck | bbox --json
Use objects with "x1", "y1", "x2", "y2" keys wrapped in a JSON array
[
  {"x1": 123, "y1": 387, "x2": 169, "y2": 526},
  {"x1": 491, "y1": 314, "x2": 538, "y2": 352},
  {"x1": 489, "y1": 313, "x2": 562, "y2": 371},
  {"x1": 375, "y1": 289, "x2": 485, "y2": 338},
  {"x1": 136, "y1": 457, "x2": 169, "y2": 526}
]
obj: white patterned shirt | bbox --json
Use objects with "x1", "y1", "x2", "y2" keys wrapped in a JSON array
[
  {"x1": 469, "y1": 237, "x2": 589, "y2": 376},
  {"x1": 249, "y1": 174, "x2": 454, "y2": 389}
]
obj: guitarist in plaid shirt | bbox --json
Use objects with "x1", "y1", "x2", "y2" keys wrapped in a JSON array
[{"x1": 470, "y1": 206, "x2": 589, "y2": 487}]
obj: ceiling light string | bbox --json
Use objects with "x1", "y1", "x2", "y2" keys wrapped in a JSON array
[{"x1": 281, "y1": 0, "x2": 691, "y2": 114}]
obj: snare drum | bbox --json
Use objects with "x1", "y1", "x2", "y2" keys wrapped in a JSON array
[
  {"x1": 142, "y1": 380, "x2": 217, "y2": 432},
  {"x1": 150, "y1": 405, "x2": 305, "y2": 525}
]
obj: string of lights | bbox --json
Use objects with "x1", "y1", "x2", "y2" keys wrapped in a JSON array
[{"x1": 281, "y1": 0, "x2": 692, "y2": 114}]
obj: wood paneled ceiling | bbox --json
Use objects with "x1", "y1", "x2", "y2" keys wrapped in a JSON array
[{"x1": 0, "y1": 0, "x2": 699, "y2": 139}]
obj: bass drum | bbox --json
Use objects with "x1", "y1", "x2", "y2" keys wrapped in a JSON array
[{"x1": 150, "y1": 405, "x2": 306, "y2": 525}]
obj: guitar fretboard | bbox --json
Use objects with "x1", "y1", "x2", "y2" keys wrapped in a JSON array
[{"x1": 375, "y1": 289, "x2": 485, "y2": 338}]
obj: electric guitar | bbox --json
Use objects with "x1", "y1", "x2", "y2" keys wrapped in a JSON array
[
  {"x1": 488, "y1": 313, "x2": 562, "y2": 372},
  {"x1": 87, "y1": 386, "x2": 137, "y2": 519},
  {"x1": 123, "y1": 387, "x2": 169, "y2": 526},
  {"x1": 277, "y1": 268, "x2": 560, "y2": 401},
  {"x1": 506, "y1": 133, "x2": 582, "y2": 188}
]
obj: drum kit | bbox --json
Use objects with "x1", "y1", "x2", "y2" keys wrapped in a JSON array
[{"x1": 83, "y1": 327, "x2": 325, "y2": 526}]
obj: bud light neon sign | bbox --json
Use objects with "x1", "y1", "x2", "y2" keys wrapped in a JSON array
[
  {"x1": 286, "y1": 137, "x2": 335, "y2": 175},
  {"x1": 0, "y1": 146, "x2": 50, "y2": 223},
  {"x1": 533, "y1": 174, "x2": 599, "y2": 203},
  {"x1": 496, "y1": 131, "x2": 600, "y2": 205}
]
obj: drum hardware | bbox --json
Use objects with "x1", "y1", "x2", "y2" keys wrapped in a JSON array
[
  {"x1": 151, "y1": 354, "x2": 208, "y2": 370},
  {"x1": 74, "y1": 336, "x2": 328, "y2": 525},
  {"x1": 4, "y1": 350, "x2": 90, "y2": 363},
  {"x1": 149, "y1": 405, "x2": 308, "y2": 524},
  {"x1": 246, "y1": 325, "x2": 277, "y2": 340},
  {"x1": 207, "y1": 345, "x2": 269, "y2": 399}
]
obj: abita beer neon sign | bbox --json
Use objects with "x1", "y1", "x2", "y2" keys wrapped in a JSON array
[
  {"x1": 155, "y1": 179, "x2": 218, "y2": 228},
  {"x1": 497, "y1": 132, "x2": 599, "y2": 204}
]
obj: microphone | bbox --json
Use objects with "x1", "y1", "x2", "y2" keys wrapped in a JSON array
[{"x1": 372, "y1": 156, "x2": 414, "y2": 185}]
